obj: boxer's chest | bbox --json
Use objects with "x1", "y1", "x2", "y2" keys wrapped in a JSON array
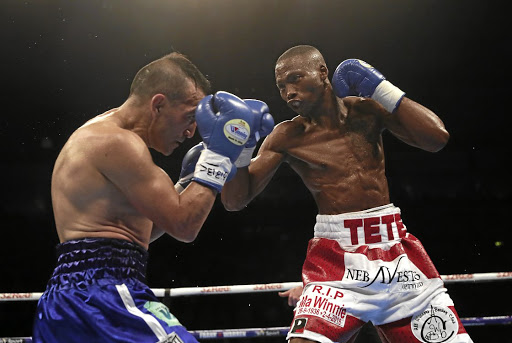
[{"x1": 287, "y1": 125, "x2": 383, "y2": 172}]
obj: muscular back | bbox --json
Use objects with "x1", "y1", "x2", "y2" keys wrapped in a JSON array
[
  {"x1": 52, "y1": 112, "x2": 154, "y2": 248},
  {"x1": 267, "y1": 97, "x2": 390, "y2": 214}
]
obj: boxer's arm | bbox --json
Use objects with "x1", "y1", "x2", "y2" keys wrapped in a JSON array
[
  {"x1": 332, "y1": 59, "x2": 449, "y2": 152},
  {"x1": 221, "y1": 127, "x2": 286, "y2": 211},
  {"x1": 382, "y1": 97, "x2": 450, "y2": 152},
  {"x1": 97, "y1": 132, "x2": 217, "y2": 243},
  {"x1": 149, "y1": 182, "x2": 187, "y2": 244}
]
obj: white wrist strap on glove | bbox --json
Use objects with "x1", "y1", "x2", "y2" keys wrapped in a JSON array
[
  {"x1": 193, "y1": 149, "x2": 232, "y2": 191},
  {"x1": 371, "y1": 80, "x2": 405, "y2": 113},
  {"x1": 234, "y1": 146, "x2": 256, "y2": 168}
]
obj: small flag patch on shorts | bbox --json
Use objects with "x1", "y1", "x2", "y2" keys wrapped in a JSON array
[
  {"x1": 144, "y1": 301, "x2": 181, "y2": 327},
  {"x1": 291, "y1": 318, "x2": 308, "y2": 334}
]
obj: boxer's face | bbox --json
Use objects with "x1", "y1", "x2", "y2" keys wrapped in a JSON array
[
  {"x1": 150, "y1": 79, "x2": 204, "y2": 156},
  {"x1": 275, "y1": 57, "x2": 325, "y2": 118}
]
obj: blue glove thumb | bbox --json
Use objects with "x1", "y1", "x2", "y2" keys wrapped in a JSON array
[{"x1": 244, "y1": 99, "x2": 275, "y2": 148}]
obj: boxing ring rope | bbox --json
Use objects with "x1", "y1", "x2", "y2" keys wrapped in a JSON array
[
  {"x1": 1, "y1": 272, "x2": 510, "y2": 302},
  {"x1": 2, "y1": 316, "x2": 512, "y2": 343},
  {"x1": 1, "y1": 271, "x2": 510, "y2": 341}
]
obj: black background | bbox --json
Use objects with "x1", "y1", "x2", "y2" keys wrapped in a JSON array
[{"x1": 1, "y1": 0, "x2": 510, "y2": 341}]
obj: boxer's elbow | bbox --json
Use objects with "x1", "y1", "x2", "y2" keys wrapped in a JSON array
[
  {"x1": 426, "y1": 128, "x2": 450, "y2": 152},
  {"x1": 178, "y1": 233, "x2": 198, "y2": 244},
  {"x1": 174, "y1": 228, "x2": 200, "y2": 243},
  {"x1": 221, "y1": 193, "x2": 248, "y2": 212},
  {"x1": 223, "y1": 201, "x2": 246, "y2": 212},
  {"x1": 166, "y1": 223, "x2": 201, "y2": 243}
]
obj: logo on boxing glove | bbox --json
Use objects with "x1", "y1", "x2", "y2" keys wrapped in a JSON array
[
  {"x1": 357, "y1": 60, "x2": 374, "y2": 69},
  {"x1": 223, "y1": 119, "x2": 250, "y2": 146}
]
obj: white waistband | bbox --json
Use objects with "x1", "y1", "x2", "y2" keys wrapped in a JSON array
[{"x1": 314, "y1": 204, "x2": 407, "y2": 247}]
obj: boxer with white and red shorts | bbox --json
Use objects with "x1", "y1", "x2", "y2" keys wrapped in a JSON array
[
  {"x1": 287, "y1": 204, "x2": 471, "y2": 343},
  {"x1": 221, "y1": 45, "x2": 473, "y2": 342}
]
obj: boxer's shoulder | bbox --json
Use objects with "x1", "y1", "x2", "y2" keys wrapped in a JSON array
[
  {"x1": 60, "y1": 120, "x2": 149, "y2": 175},
  {"x1": 273, "y1": 116, "x2": 308, "y2": 137},
  {"x1": 262, "y1": 117, "x2": 306, "y2": 152},
  {"x1": 77, "y1": 120, "x2": 145, "y2": 151}
]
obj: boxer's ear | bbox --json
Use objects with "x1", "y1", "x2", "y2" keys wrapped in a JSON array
[
  {"x1": 151, "y1": 94, "x2": 166, "y2": 117},
  {"x1": 320, "y1": 65, "x2": 328, "y2": 82}
]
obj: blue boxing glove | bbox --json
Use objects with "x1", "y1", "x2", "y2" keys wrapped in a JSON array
[
  {"x1": 176, "y1": 142, "x2": 237, "y2": 192},
  {"x1": 193, "y1": 91, "x2": 253, "y2": 191},
  {"x1": 234, "y1": 99, "x2": 275, "y2": 168},
  {"x1": 196, "y1": 91, "x2": 253, "y2": 161},
  {"x1": 175, "y1": 143, "x2": 204, "y2": 193},
  {"x1": 332, "y1": 59, "x2": 405, "y2": 113}
]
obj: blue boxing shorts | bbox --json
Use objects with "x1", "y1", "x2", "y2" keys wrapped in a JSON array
[{"x1": 33, "y1": 237, "x2": 198, "y2": 343}]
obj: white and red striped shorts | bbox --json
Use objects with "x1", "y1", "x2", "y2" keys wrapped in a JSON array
[{"x1": 287, "y1": 204, "x2": 473, "y2": 343}]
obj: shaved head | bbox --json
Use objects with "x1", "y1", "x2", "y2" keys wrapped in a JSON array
[{"x1": 276, "y1": 45, "x2": 327, "y2": 71}]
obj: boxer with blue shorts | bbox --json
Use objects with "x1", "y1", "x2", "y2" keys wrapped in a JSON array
[
  {"x1": 34, "y1": 238, "x2": 193, "y2": 343},
  {"x1": 33, "y1": 52, "x2": 273, "y2": 342}
]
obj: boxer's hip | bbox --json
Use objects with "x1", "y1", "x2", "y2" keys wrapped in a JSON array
[
  {"x1": 47, "y1": 237, "x2": 148, "y2": 290},
  {"x1": 304, "y1": 204, "x2": 441, "y2": 289},
  {"x1": 314, "y1": 203, "x2": 406, "y2": 247}
]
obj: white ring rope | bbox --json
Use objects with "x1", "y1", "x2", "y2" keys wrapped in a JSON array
[
  {"x1": 1, "y1": 272, "x2": 510, "y2": 302},
  {"x1": 1, "y1": 272, "x2": 510, "y2": 341}
]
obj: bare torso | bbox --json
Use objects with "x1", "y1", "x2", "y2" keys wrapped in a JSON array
[
  {"x1": 269, "y1": 97, "x2": 389, "y2": 214},
  {"x1": 52, "y1": 110, "x2": 153, "y2": 248}
]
